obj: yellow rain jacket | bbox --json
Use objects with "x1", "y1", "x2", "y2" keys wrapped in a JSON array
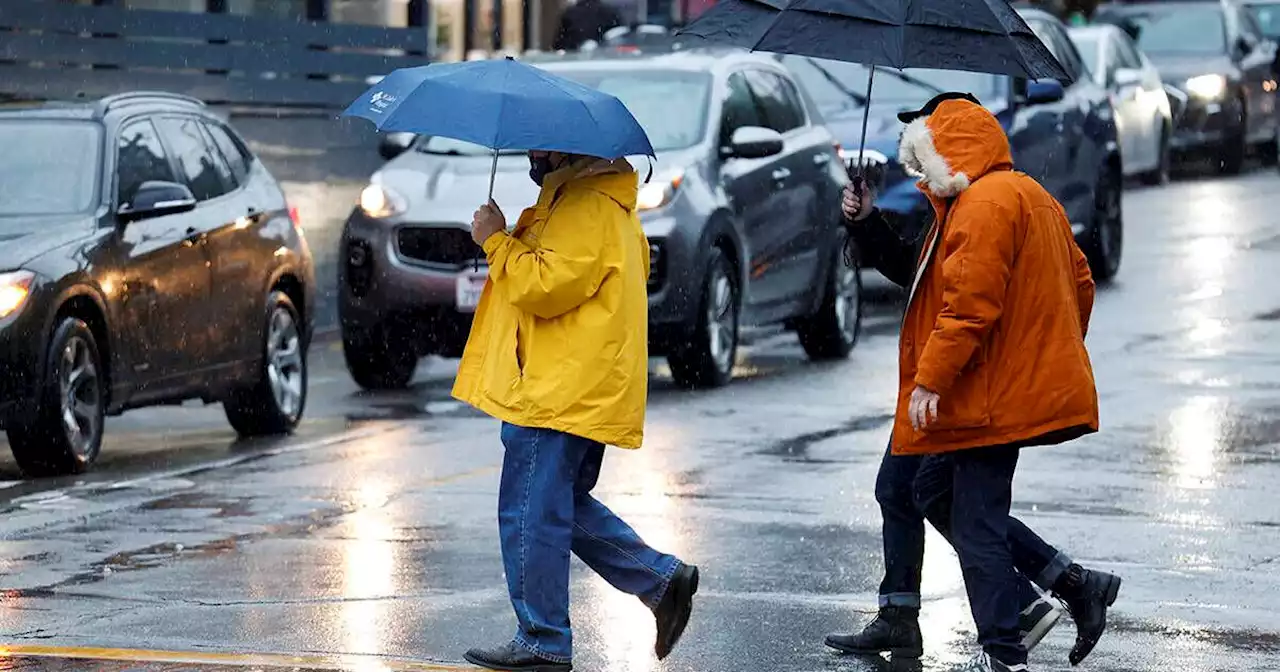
[{"x1": 451, "y1": 158, "x2": 650, "y2": 449}]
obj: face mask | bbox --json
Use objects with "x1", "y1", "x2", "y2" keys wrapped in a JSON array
[{"x1": 529, "y1": 155, "x2": 557, "y2": 186}]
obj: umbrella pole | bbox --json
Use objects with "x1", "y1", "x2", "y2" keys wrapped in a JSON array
[
  {"x1": 487, "y1": 147, "x2": 499, "y2": 203},
  {"x1": 854, "y1": 64, "x2": 876, "y2": 179}
]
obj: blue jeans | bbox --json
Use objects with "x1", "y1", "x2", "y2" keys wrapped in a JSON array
[
  {"x1": 498, "y1": 423, "x2": 680, "y2": 663},
  {"x1": 875, "y1": 443, "x2": 1071, "y2": 663}
]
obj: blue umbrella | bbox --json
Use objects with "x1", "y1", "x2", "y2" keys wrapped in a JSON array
[{"x1": 341, "y1": 57, "x2": 655, "y2": 200}]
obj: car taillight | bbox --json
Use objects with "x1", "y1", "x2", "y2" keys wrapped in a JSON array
[{"x1": 288, "y1": 205, "x2": 302, "y2": 229}]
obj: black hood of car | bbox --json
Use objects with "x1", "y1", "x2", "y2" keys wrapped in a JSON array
[
  {"x1": 0, "y1": 216, "x2": 97, "y2": 270},
  {"x1": 1145, "y1": 53, "x2": 1238, "y2": 84}
]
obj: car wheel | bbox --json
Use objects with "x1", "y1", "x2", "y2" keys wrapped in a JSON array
[
  {"x1": 224, "y1": 291, "x2": 307, "y2": 437},
  {"x1": 1085, "y1": 164, "x2": 1123, "y2": 282},
  {"x1": 796, "y1": 233, "x2": 862, "y2": 360},
  {"x1": 1140, "y1": 125, "x2": 1172, "y2": 186},
  {"x1": 668, "y1": 247, "x2": 738, "y2": 389},
  {"x1": 343, "y1": 323, "x2": 416, "y2": 390},
  {"x1": 7, "y1": 318, "x2": 105, "y2": 476}
]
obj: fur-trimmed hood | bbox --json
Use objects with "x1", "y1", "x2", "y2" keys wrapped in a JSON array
[{"x1": 898, "y1": 98, "x2": 1013, "y2": 199}]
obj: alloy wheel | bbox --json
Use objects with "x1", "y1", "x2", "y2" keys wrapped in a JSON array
[
  {"x1": 834, "y1": 265, "x2": 860, "y2": 345},
  {"x1": 266, "y1": 307, "x2": 304, "y2": 419},
  {"x1": 58, "y1": 335, "x2": 101, "y2": 459},
  {"x1": 706, "y1": 266, "x2": 737, "y2": 376}
]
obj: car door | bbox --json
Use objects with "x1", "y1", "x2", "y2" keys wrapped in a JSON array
[
  {"x1": 1118, "y1": 32, "x2": 1166, "y2": 171},
  {"x1": 152, "y1": 115, "x2": 239, "y2": 376},
  {"x1": 1018, "y1": 19, "x2": 1071, "y2": 195},
  {"x1": 1109, "y1": 31, "x2": 1154, "y2": 172},
  {"x1": 716, "y1": 70, "x2": 780, "y2": 319},
  {"x1": 1039, "y1": 19, "x2": 1096, "y2": 223},
  {"x1": 112, "y1": 118, "x2": 214, "y2": 387},
  {"x1": 741, "y1": 68, "x2": 825, "y2": 313}
]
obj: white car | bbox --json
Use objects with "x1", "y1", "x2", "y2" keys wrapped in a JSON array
[{"x1": 1070, "y1": 24, "x2": 1177, "y2": 185}]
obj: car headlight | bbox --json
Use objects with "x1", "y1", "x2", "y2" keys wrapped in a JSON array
[
  {"x1": 0, "y1": 270, "x2": 34, "y2": 319},
  {"x1": 1185, "y1": 74, "x2": 1226, "y2": 99},
  {"x1": 637, "y1": 171, "x2": 684, "y2": 212},
  {"x1": 359, "y1": 183, "x2": 407, "y2": 219}
]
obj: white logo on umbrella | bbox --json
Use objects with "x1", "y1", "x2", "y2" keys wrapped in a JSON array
[{"x1": 370, "y1": 91, "x2": 397, "y2": 114}]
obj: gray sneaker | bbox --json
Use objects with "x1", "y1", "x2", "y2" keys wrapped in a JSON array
[
  {"x1": 1019, "y1": 594, "x2": 1064, "y2": 651},
  {"x1": 949, "y1": 651, "x2": 1030, "y2": 672}
]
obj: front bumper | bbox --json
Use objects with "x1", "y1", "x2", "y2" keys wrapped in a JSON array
[
  {"x1": 1169, "y1": 88, "x2": 1241, "y2": 152},
  {"x1": 0, "y1": 290, "x2": 50, "y2": 429}
]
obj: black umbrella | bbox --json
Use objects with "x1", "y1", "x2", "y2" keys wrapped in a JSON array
[{"x1": 677, "y1": 0, "x2": 1069, "y2": 177}]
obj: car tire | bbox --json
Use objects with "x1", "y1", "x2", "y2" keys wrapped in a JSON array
[
  {"x1": 343, "y1": 323, "x2": 416, "y2": 390},
  {"x1": 1140, "y1": 125, "x2": 1172, "y2": 186},
  {"x1": 796, "y1": 233, "x2": 862, "y2": 360},
  {"x1": 1085, "y1": 163, "x2": 1123, "y2": 282},
  {"x1": 668, "y1": 247, "x2": 739, "y2": 390},
  {"x1": 7, "y1": 318, "x2": 106, "y2": 476},
  {"x1": 224, "y1": 291, "x2": 307, "y2": 437}
]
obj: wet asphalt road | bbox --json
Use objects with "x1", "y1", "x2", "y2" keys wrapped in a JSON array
[{"x1": 2, "y1": 171, "x2": 1280, "y2": 672}]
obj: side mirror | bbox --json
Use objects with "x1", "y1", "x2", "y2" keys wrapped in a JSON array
[
  {"x1": 118, "y1": 181, "x2": 196, "y2": 222},
  {"x1": 725, "y1": 126, "x2": 784, "y2": 159},
  {"x1": 1113, "y1": 68, "x2": 1143, "y2": 89},
  {"x1": 378, "y1": 132, "x2": 415, "y2": 161},
  {"x1": 1025, "y1": 78, "x2": 1066, "y2": 105}
]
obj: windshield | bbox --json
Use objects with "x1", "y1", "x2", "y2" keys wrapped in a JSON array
[
  {"x1": 549, "y1": 68, "x2": 711, "y2": 152},
  {"x1": 1099, "y1": 7, "x2": 1226, "y2": 54},
  {"x1": 0, "y1": 120, "x2": 101, "y2": 218},
  {"x1": 781, "y1": 56, "x2": 1002, "y2": 118},
  {"x1": 1247, "y1": 2, "x2": 1280, "y2": 39},
  {"x1": 414, "y1": 68, "x2": 710, "y2": 155},
  {"x1": 1071, "y1": 33, "x2": 1102, "y2": 77}
]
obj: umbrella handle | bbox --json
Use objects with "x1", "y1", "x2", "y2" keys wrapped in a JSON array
[{"x1": 487, "y1": 147, "x2": 499, "y2": 203}]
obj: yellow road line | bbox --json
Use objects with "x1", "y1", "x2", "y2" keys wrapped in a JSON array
[{"x1": 0, "y1": 644, "x2": 472, "y2": 670}]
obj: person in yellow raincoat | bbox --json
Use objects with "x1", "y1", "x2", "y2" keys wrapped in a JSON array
[{"x1": 454, "y1": 150, "x2": 698, "y2": 672}]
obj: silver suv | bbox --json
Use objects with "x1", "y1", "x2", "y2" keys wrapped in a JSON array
[{"x1": 338, "y1": 48, "x2": 860, "y2": 390}]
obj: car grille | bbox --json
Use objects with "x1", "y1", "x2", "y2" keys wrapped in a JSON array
[{"x1": 396, "y1": 226, "x2": 479, "y2": 267}]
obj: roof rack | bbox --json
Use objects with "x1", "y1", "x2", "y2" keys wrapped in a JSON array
[{"x1": 100, "y1": 91, "x2": 206, "y2": 111}]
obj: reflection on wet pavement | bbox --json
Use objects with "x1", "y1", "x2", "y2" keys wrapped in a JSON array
[{"x1": 0, "y1": 173, "x2": 1278, "y2": 671}]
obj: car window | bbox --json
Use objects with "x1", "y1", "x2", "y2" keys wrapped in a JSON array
[
  {"x1": 1247, "y1": 1, "x2": 1280, "y2": 40},
  {"x1": 1039, "y1": 20, "x2": 1086, "y2": 81},
  {"x1": 0, "y1": 120, "x2": 101, "y2": 219},
  {"x1": 155, "y1": 116, "x2": 234, "y2": 202},
  {"x1": 203, "y1": 121, "x2": 253, "y2": 184},
  {"x1": 196, "y1": 123, "x2": 238, "y2": 191},
  {"x1": 721, "y1": 71, "x2": 766, "y2": 146},
  {"x1": 1071, "y1": 31, "x2": 1105, "y2": 80},
  {"x1": 1098, "y1": 6, "x2": 1227, "y2": 54},
  {"x1": 117, "y1": 119, "x2": 178, "y2": 209},
  {"x1": 1237, "y1": 5, "x2": 1264, "y2": 43},
  {"x1": 550, "y1": 67, "x2": 713, "y2": 152},
  {"x1": 1114, "y1": 33, "x2": 1144, "y2": 70},
  {"x1": 744, "y1": 70, "x2": 805, "y2": 133}
]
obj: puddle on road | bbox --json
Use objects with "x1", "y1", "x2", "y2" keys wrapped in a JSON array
[
  {"x1": 759, "y1": 414, "x2": 894, "y2": 461},
  {"x1": 140, "y1": 492, "x2": 255, "y2": 518}
]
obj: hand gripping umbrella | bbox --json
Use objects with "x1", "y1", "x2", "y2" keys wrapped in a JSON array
[
  {"x1": 677, "y1": 0, "x2": 1070, "y2": 182},
  {"x1": 341, "y1": 56, "x2": 656, "y2": 203}
]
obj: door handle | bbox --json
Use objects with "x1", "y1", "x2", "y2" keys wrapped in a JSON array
[
  {"x1": 182, "y1": 227, "x2": 205, "y2": 246},
  {"x1": 813, "y1": 153, "x2": 830, "y2": 166},
  {"x1": 772, "y1": 167, "x2": 792, "y2": 181}
]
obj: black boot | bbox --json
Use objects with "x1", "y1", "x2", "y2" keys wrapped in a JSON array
[
  {"x1": 654, "y1": 562, "x2": 699, "y2": 660},
  {"x1": 463, "y1": 642, "x2": 571, "y2": 672},
  {"x1": 825, "y1": 606, "x2": 924, "y2": 659},
  {"x1": 1053, "y1": 564, "x2": 1121, "y2": 666}
]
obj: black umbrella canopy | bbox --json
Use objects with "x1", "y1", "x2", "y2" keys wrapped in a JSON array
[{"x1": 677, "y1": 0, "x2": 1070, "y2": 83}]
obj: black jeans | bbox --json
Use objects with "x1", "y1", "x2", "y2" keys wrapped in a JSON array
[{"x1": 874, "y1": 443, "x2": 1072, "y2": 664}]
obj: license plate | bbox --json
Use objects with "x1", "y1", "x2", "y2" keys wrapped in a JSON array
[{"x1": 455, "y1": 272, "x2": 487, "y2": 312}]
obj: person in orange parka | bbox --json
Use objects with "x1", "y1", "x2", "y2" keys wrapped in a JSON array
[{"x1": 826, "y1": 93, "x2": 1121, "y2": 672}]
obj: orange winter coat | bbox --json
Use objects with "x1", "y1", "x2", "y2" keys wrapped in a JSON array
[{"x1": 890, "y1": 99, "x2": 1099, "y2": 456}]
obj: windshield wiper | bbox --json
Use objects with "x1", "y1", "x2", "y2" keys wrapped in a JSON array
[
  {"x1": 803, "y1": 58, "x2": 868, "y2": 107},
  {"x1": 877, "y1": 68, "x2": 945, "y2": 96}
]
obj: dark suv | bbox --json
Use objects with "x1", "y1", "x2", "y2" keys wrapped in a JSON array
[
  {"x1": 342, "y1": 49, "x2": 856, "y2": 390},
  {"x1": 0, "y1": 92, "x2": 315, "y2": 476},
  {"x1": 1096, "y1": 0, "x2": 1280, "y2": 173}
]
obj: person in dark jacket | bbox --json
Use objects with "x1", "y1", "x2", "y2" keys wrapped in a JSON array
[
  {"x1": 823, "y1": 92, "x2": 1121, "y2": 672},
  {"x1": 552, "y1": 0, "x2": 623, "y2": 51}
]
